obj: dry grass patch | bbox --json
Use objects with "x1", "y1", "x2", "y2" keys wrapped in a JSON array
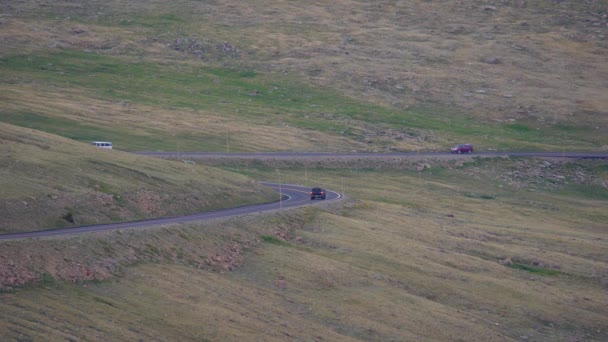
[
  {"x1": 1, "y1": 161, "x2": 607, "y2": 340},
  {"x1": 0, "y1": 84, "x2": 369, "y2": 152}
]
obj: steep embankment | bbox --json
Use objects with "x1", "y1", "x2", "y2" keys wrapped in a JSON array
[{"x1": 0, "y1": 123, "x2": 276, "y2": 233}]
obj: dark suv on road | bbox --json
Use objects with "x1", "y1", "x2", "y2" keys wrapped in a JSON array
[
  {"x1": 310, "y1": 188, "x2": 327, "y2": 200},
  {"x1": 450, "y1": 143, "x2": 474, "y2": 154}
]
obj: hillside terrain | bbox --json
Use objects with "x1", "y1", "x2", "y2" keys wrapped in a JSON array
[
  {"x1": 0, "y1": 0, "x2": 607, "y2": 152},
  {"x1": 1, "y1": 159, "x2": 607, "y2": 340},
  {"x1": 1, "y1": 1, "x2": 607, "y2": 341},
  {"x1": 0, "y1": 122, "x2": 276, "y2": 233}
]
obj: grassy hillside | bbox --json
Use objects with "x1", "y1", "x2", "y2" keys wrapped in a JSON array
[
  {"x1": 1, "y1": 0, "x2": 607, "y2": 152},
  {"x1": 1, "y1": 160, "x2": 606, "y2": 340},
  {"x1": 0, "y1": 122, "x2": 276, "y2": 233},
  {"x1": 1, "y1": 1, "x2": 607, "y2": 340}
]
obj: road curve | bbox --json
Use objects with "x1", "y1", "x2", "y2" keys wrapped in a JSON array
[
  {"x1": 136, "y1": 151, "x2": 608, "y2": 159},
  {"x1": 0, "y1": 183, "x2": 341, "y2": 241},
  {"x1": 3, "y1": 150, "x2": 605, "y2": 241}
]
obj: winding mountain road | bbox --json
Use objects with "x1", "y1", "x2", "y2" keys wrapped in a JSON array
[
  {"x1": 2, "y1": 150, "x2": 606, "y2": 241},
  {"x1": 0, "y1": 183, "x2": 341, "y2": 241}
]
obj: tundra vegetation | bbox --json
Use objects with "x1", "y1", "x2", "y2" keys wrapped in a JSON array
[
  {"x1": 1, "y1": 0, "x2": 607, "y2": 341},
  {"x1": 1, "y1": 160, "x2": 607, "y2": 340}
]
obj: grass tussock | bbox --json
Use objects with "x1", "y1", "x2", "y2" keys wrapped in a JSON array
[{"x1": 259, "y1": 235, "x2": 287, "y2": 245}]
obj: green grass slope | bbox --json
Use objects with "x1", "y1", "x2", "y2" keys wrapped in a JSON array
[
  {"x1": 0, "y1": 122, "x2": 276, "y2": 233},
  {"x1": 0, "y1": 0, "x2": 607, "y2": 152}
]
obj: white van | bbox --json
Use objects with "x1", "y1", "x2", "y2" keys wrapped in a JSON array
[{"x1": 91, "y1": 141, "x2": 113, "y2": 149}]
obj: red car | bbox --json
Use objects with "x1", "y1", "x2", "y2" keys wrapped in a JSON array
[{"x1": 450, "y1": 144, "x2": 474, "y2": 154}]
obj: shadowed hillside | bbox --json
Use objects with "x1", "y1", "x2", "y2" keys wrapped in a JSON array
[{"x1": 0, "y1": 122, "x2": 276, "y2": 233}]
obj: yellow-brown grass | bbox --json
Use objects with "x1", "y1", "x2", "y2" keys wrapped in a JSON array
[
  {"x1": 1, "y1": 163, "x2": 606, "y2": 340},
  {"x1": 2, "y1": 0, "x2": 607, "y2": 152}
]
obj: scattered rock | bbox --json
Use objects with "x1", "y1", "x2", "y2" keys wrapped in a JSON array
[
  {"x1": 70, "y1": 28, "x2": 86, "y2": 35},
  {"x1": 416, "y1": 163, "x2": 431, "y2": 172},
  {"x1": 499, "y1": 257, "x2": 513, "y2": 266},
  {"x1": 62, "y1": 212, "x2": 75, "y2": 223},
  {"x1": 482, "y1": 57, "x2": 502, "y2": 65},
  {"x1": 275, "y1": 277, "x2": 287, "y2": 290},
  {"x1": 169, "y1": 38, "x2": 240, "y2": 60}
]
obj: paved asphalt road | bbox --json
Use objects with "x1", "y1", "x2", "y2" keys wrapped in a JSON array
[
  {"x1": 136, "y1": 151, "x2": 608, "y2": 159},
  {"x1": 0, "y1": 183, "x2": 341, "y2": 241},
  {"x1": 2, "y1": 151, "x2": 606, "y2": 241}
]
